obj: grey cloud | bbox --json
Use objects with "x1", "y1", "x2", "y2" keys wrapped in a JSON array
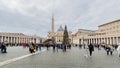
[{"x1": 0, "y1": 0, "x2": 120, "y2": 37}]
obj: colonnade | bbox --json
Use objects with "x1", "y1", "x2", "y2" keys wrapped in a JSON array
[
  {"x1": 0, "y1": 36, "x2": 37, "y2": 44},
  {"x1": 79, "y1": 36, "x2": 120, "y2": 45}
]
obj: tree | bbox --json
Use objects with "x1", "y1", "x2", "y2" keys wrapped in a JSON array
[{"x1": 62, "y1": 25, "x2": 69, "y2": 45}]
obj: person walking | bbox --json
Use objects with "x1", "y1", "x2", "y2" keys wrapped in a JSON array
[
  {"x1": 53, "y1": 44, "x2": 56, "y2": 52},
  {"x1": 88, "y1": 43, "x2": 94, "y2": 56},
  {"x1": 38, "y1": 44, "x2": 42, "y2": 51},
  {"x1": 35, "y1": 45, "x2": 38, "y2": 51},
  {"x1": 117, "y1": 45, "x2": 120, "y2": 57},
  {"x1": 1, "y1": 42, "x2": 7, "y2": 53},
  {"x1": 109, "y1": 45, "x2": 114, "y2": 55},
  {"x1": 29, "y1": 43, "x2": 35, "y2": 53},
  {"x1": 106, "y1": 45, "x2": 111, "y2": 55},
  {"x1": 63, "y1": 45, "x2": 66, "y2": 52}
]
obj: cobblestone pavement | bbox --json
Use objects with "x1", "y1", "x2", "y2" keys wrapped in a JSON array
[
  {"x1": 0, "y1": 47, "x2": 120, "y2": 68},
  {"x1": 0, "y1": 46, "x2": 30, "y2": 62}
]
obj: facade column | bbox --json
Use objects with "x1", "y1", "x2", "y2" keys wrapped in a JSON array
[
  {"x1": 93, "y1": 39, "x2": 95, "y2": 44},
  {"x1": 82, "y1": 39, "x2": 84, "y2": 45},
  {"x1": 1, "y1": 36, "x2": 3, "y2": 42},
  {"x1": 98, "y1": 38, "x2": 100, "y2": 44},
  {"x1": 96, "y1": 38, "x2": 98, "y2": 44},
  {"x1": 103, "y1": 38, "x2": 106, "y2": 43},
  {"x1": 7, "y1": 37, "x2": 9, "y2": 43},
  {"x1": 118, "y1": 37, "x2": 120, "y2": 44},
  {"x1": 12, "y1": 37, "x2": 13, "y2": 43},
  {"x1": 94, "y1": 38, "x2": 95, "y2": 44},
  {"x1": 107, "y1": 37, "x2": 109, "y2": 44},
  {"x1": 100, "y1": 38, "x2": 101, "y2": 44},
  {"x1": 95, "y1": 38, "x2": 97, "y2": 44},
  {"x1": 14, "y1": 37, "x2": 15, "y2": 43},
  {"x1": 88, "y1": 39, "x2": 90, "y2": 44},
  {"x1": 116, "y1": 37, "x2": 119, "y2": 45},
  {"x1": 111, "y1": 37, "x2": 113, "y2": 45},
  {"x1": 11, "y1": 37, "x2": 12, "y2": 43},
  {"x1": 8, "y1": 37, "x2": 10, "y2": 43},
  {"x1": 28, "y1": 38, "x2": 30, "y2": 43},
  {"x1": 24, "y1": 38, "x2": 26, "y2": 43},
  {"x1": 17, "y1": 37, "x2": 19, "y2": 44},
  {"x1": 110, "y1": 37, "x2": 112, "y2": 45},
  {"x1": 102, "y1": 38, "x2": 104, "y2": 44},
  {"x1": 89, "y1": 39, "x2": 91, "y2": 44},
  {"x1": 18, "y1": 37, "x2": 20, "y2": 43},
  {"x1": 113, "y1": 37, "x2": 115, "y2": 44},
  {"x1": 4, "y1": 36, "x2": 6, "y2": 42},
  {"x1": 91, "y1": 39, "x2": 93, "y2": 44},
  {"x1": 79, "y1": 39, "x2": 81, "y2": 44}
]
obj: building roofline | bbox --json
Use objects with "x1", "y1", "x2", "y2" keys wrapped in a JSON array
[
  {"x1": 98, "y1": 19, "x2": 120, "y2": 27},
  {"x1": 78, "y1": 28, "x2": 96, "y2": 32}
]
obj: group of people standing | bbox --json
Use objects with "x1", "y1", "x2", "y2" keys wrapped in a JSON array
[{"x1": 83, "y1": 43, "x2": 120, "y2": 57}]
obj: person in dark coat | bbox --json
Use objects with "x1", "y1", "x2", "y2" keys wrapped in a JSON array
[
  {"x1": 38, "y1": 44, "x2": 42, "y2": 51},
  {"x1": 1, "y1": 42, "x2": 7, "y2": 53},
  {"x1": 36, "y1": 45, "x2": 38, "y2": 51},
  {"x1": 63, "y1": 45, "x2": 66, "y2": 52},
  {"x1": 53, "y1": 44, "x2": 56, "y2": 52},
  {"x1": 106, "y1": 45, "x2": 114, "y2": 55},
  {"x1": 88, "y1": 43, "x2": 94, "y2": 56}
]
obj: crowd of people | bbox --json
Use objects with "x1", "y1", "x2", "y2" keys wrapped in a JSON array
[
  {"x1": 1, "y1": 42, "x2": 120, "y2": 58},
  {"x1": 77, "y1": 43, "x2": 120, "y2": 57}
]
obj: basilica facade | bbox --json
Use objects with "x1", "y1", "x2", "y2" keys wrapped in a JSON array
[{"x1": 47, "y1": 16, "x2": 73, "y2": 44}]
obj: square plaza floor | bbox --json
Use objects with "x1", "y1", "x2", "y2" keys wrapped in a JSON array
[{"x1": 0, "y1": 46, "x2": 120, "y2": 68}]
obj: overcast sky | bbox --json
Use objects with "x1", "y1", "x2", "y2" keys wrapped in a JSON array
[{"x1": 0, "y1": 0, "x2": 120, "y2": 37}]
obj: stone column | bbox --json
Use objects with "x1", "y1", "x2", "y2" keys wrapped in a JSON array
[
  {"x1": 95, "y1": 38, "x2": 97, "y2": 44},
  {"x1": 90, "y1": 39, "x2": 92, "y2": 44},
  {"x1": 89, "y1": 39, "x2": 90, "y2": 44},
  {"x1": 18, "y1": 37, "x2": 19, "y2": 43},
  {"x1": 7, "y1": 37, "x2": 9, "y2": 43},
  {"x1": 97, "y1": 38, "x2": 99, "y2": 44},
  {"x1": 113, "y1": 37, "x2": 115, "y2": 44},
  {"x1": 1, "y1": 36, "x2": 3, "y2": 42},
  {"x1": 4, "y1": 36, "x2": 6, "y2": 42},
  {"x1": 116, "y1": 37, "x2": 119, "y2": 45},
  {"x1": 104, "y1": 38, "x2": 106, "y2": 44},
  {"x1": 10, "y1": 37, "x2": 12, "y2": 43},
  {"x1": 107, "y1": 37, "x2": 109, "y2": 44},
  {"x1": 14, "y1": 37, "x2": 16, "y2": 43},
  {"x1": 93, "y1": 39, "x2": 95, "y2": 44},
  {"x1": 110, "y1": 37, "x2": 112, "y2": 45}
]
